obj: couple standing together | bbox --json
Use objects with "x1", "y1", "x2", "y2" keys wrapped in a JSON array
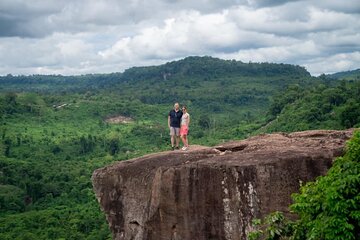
[{"x1": 168, "y1": 103, "x2": 190, "y2": 151}]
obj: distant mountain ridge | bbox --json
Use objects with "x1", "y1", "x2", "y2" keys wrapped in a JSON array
[
  {"x1": 0, "y1": 56, "x2": 312, "y2": 92},
  {"x1": 327, "y1": 68, "x2": 360, "y2": 80},
  {"x1": 111, "y1": 56, "x2": 326, "y2": 108},
  {"x1": 121, "y1": 56, "x2": 311, "y2": 82},
  {"x1": 2, "y1": 57, "x2": 359, "y2": 90}
]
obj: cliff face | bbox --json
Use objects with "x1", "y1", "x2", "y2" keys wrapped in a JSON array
[{"x1": 92, "y1": 130, "x2": 353, "y2": 240}]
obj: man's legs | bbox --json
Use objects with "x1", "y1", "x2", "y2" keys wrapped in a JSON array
[
  {"x1": 170, "y1": 127, "x2": 175, "y2": 149},
  {"x1": 175, "y1": 127, "x2": 180, "y2": 149},
  {"x1": 171, "y1": 135, "x2": 175, "y2": 147},
  {"x1": 170, "y1": 127, "x2": 180, "y2": 150},
  {"x1": 176, "y1": 135, "x2": 180, "y2": 148}
]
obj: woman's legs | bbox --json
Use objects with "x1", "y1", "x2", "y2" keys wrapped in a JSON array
[
  {"x1": 181, "y1": 134, "x2": 188, "y2": 147},
  {"x1": 180, "y1": 126, "x2": 189, "y2": 150}
]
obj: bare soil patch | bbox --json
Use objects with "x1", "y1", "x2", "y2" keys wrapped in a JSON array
[{"x1": 105, "y1": 115, "x2": 134, "y2": 124}]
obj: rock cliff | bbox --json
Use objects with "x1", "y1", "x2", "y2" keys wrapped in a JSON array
[{"x1": 92, "y1": 129, "x2": 353, "y2": 240}]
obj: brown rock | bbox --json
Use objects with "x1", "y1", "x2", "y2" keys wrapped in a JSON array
[{"x1": 92, "y1": 129, "x2": 354, "y2": 240}]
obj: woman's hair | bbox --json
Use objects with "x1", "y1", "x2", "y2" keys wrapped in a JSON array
[{"x1": 182, "y1": 105, "x2": 187, "y2": 110}]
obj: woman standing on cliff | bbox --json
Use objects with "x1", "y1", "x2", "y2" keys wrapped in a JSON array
[{"x1": 180, "y1": 106, "x2": 190, "y2": 151}]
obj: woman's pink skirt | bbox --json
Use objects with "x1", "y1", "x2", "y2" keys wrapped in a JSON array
[{"x1": 180, "y1": 125, "x2": 188, "y2": 135}]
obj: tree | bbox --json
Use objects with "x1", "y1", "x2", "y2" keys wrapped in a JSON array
[
  {"x1": 340, "y1": 100, "x2": 360, "y2": 128},
  {"x1": 23, "y1": 93, "x2": 43, "y2": 113},
  {"x1": 108, "y1": 138, "x2": 120, "y2": 156},
  {"x1": 5, "y1": 92, "x2": 17, "y2": 105},
  {"x1": 198, "y1": 116, "x2": 210, "y2": 129},
  {"x1": 3, "y1": 138, "x2": 12, "y2": 157},
  {"x1": 0, "y1": 185, "x2": 25, "y2": 212},
  {"x1": 79, "y1": 135, "x2": 95, "y2": 154},
  {"x1": 4, "y1": 92, "x2": 18, "y2": 114}
]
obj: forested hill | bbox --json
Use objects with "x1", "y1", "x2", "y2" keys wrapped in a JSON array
[
  {"x1": 327, "y1": 68, "x2": 360, "y2": 80},
  {"x1": 0, "y1": 73, "x2": 122, "y2": 93},
  {"x1": 0, "y1": 56, "x2": 359, "y2": 239},
  {"x1": 259, "y1": 77, "x2": 360, "y2": 133},
  {"x1": 0, "y1": 56, "x2": 311, "y2": 93},
  {"x1": 112, "y1": 57, "x2": 320, "y2": 107},
  {"x1": 0, "y1": 56, "x2": 324, "y2": 118},
  {"x1": 121, "y1": 56, "x2": 310, "y2": 81}
]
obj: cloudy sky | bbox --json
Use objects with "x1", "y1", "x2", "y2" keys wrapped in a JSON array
[{"x1": 0, "y1": 0, "x2": 359, "y2": 76}]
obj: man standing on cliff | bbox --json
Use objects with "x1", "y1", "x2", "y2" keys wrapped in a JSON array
[{"x1": 168, "y1": 102, "x2": 183, "y2": 150}]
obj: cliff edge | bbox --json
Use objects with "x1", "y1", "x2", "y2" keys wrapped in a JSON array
[{"x1": 92, "y1": 129, "x2": 353, "y2": 240}]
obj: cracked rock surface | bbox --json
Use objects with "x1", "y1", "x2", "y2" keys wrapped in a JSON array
[{"x1": 92, "y1": 129, "x2": 354, "y2": 240}]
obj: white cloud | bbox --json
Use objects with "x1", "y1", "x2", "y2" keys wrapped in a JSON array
[
  {"x1": 312, "y1": 0, "x2": 360, "y2": 13},
  {"x1": 303, "y1": 51, "x2": 360, "y2": 75},
  {"x1": 216, "y1": 40, "x2": 320, "y2": 63},
  {"x1": 0, "y1": 33, "x2": 100, "y2": 75},
  {"x1": 0, "y1": 0, "x2": 359, "y2": 75},
  {"x1": 98, "y1": 9, "x2": 298, "y2": 64}
]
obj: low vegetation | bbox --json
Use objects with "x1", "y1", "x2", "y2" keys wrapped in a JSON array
[{"x1": 0, "y1": 57, "x2": 359, "y2": 239}]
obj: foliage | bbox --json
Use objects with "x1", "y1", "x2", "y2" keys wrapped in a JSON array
[
  {"x1": 0, "y1": 185, "x2": 25, "y2": 213},
  {"x1": 262, "y1": 79, "x2": 360, "y2": 132},
  {"x1": 0, "y1": 57, "x2": 358, "y2": 238},
  {"x1": 340, "y1": 99, "x2": 360, "y2": 128},
  {"x1": 250, "y1": 131, "x2": 360, "y2": 240},
  {"x1": 0, "y1": 93, "x2": 168, "y2": 239},
  {"x1": 289, "y1": 130, "x2": 360, "y2": 240},
  {"x1": 0, "y1": 201, "x2": 111, "y2": 240},
  {"x1": 0, "y1": 73, "x2": 122, "y2": 93},
  {"x1": 327, "y1": 68, "x2": 360, "y2": 81},
  {"x1": 249, "y1": 212, "x2": 294, "y2": 240}
]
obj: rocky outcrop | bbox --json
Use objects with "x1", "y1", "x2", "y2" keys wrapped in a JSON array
[{"x1": 92, "y1": 129, "x2": 354, "y2": 240}]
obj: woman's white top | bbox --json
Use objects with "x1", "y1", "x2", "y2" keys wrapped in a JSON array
[{"x1": 181, "y1": 113, "x2": 190, "y2": 126}]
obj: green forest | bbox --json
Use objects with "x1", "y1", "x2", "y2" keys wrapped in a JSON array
[{"x1": 0, "y1": 57, "x2": 359, "y2": 239}]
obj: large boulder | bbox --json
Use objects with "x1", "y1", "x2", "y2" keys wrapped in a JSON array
[{"x1": 92, "y1": 129, "x2": 353, "y2": 240}]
